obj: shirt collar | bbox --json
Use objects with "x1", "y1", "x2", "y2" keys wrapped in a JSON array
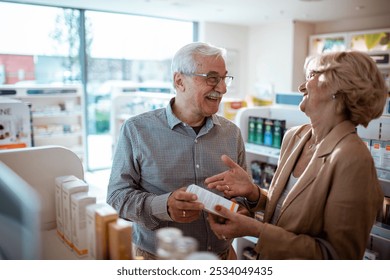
[{"x1": 166, "y1": 97, "x2": 221, "y2": 130}]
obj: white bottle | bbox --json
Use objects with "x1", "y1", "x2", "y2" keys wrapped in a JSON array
[
  {"x1": 156, "y1": 227, "x2": 183, "y2": 260},
  {"x1": 174, "y1": 236, "x2": 198, "y2": 260}
]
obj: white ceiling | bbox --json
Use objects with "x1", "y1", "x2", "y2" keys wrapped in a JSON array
[{"x1": 6, "y1": 0, "x2": 390, "y2": 26}]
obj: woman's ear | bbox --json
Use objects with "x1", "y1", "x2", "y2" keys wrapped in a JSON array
[{"x1": 174, "y1": 72, "x2": 185, "y2": 92}]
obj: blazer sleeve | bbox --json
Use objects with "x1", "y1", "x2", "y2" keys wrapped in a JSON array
[{"x1": 254, "y1": 137, "x2": 383, "y2": 259}]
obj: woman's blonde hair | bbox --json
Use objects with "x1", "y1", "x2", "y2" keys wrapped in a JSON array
[{"x1": 305, "y1": 51, "x2": 388, "y2": 127}]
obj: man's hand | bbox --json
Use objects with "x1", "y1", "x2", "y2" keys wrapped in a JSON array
[{"x1": 167, "y1": 187, "x2": 204, "y2": 223}]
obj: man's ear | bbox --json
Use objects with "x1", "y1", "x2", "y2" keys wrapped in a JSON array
[{"x1": 174, "y1": 72, "x2": 185, "y2": 92}]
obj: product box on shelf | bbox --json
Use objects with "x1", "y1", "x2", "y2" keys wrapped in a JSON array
[
  {"x1": 108, "y1": 218, "x2": 133, "y2": 260},
  {"x1": 369, "y1": 139, "x2": 390, "y2": 170},
  {"x1": 71, "y1": 192, "x2": 96, "y2": 257},
  {"x1": 86, "y1": 203, "x2": 118, "y2": 260},
  {"x1": 62, "y1": 178, "x2": 89, "y2": 249},
  {"x1": 371, "y1": 140, "x2": 383, "y2": 168},
  {"x1": 247, "y1": 115, "x2": 285, "y2": 149},
  {"x1": 250, "y1": 161, "x2": 277, "y2": 190},
  {"x1": 54, "y1": 175, "x2": 79, "y2": 240},
  {"x1": 219, "y1": 99, "x2": 247, "y2": 121}
]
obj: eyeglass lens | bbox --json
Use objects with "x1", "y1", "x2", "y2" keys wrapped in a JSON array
[{"x1": 207, "y1": 75, "x2": 233, "y2": 87}]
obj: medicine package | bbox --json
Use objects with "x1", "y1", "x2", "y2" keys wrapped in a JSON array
[{"x1": 186, "y1": 184, "x2": 238, "y2": 218}]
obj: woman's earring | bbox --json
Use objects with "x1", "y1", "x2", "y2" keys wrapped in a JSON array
[{"x1": 332, "y1": 94, "x2": 336, "y2": 100}]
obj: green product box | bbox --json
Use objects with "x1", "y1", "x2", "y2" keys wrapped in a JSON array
[
  {"x1": 272, "y1": 120, "x2": 286, "y2": 148},
  {"x1": 255, "y1": 117, "x2": 264, "y2": 145},
  {"x1": 247, "y1": 116, "x2": 257, "y2": 143}
]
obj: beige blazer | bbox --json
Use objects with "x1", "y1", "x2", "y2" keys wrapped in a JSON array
[{"x1": 254, "y1": 120, "x2": 383, "y2": 259}]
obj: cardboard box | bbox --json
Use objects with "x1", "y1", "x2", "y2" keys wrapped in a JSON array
[
  {"x1": 71, "y1": 192, "x2": 96, "y2": 257},
  {"x1": 86, "y1": 203, "x2": 118, "y2": 260},
  {"x1": 54, "y1": 175, "x2": 78, "y2": 240},
  {"x1": 62, "y1": 178, "x2": 89, "y2": 249},
  {"x1": 108, "y1": 218, "x2": 133, "y2": 260}
]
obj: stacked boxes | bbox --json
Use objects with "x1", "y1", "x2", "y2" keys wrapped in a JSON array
[
  {"x1": 248, "y1": 116, "x2": 286, "y2": 149},
  {"x1": 71, "y1": 192, "x2": 96, "y2": 257},
  {"x1": 55, "y1": 176, "x2": 133, "y2": 259},
  {"x1": 86, "y1": 203, "x2": 118, "y2": 260},
  {"x1": 62, "y1": 178, "x2": 89, "y2": 249},
  {"x1": 55, "y1": 175, "x2": 78, "y2": 240}
]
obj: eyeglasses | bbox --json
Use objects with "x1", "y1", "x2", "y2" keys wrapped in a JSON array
[{"x1": 185, "y1": 72, "x2": 234, "y2": 87}]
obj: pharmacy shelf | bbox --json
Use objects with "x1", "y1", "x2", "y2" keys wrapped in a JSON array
[
  {"x1": 110, "y1": 90, "x2": 173, "y2": 151},
  {"x1": 0, "y1": 85, "x2": 85, "y2": 162}
]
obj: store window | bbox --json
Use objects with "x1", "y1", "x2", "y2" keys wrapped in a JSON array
[
  {"x1": 0, "y1": 2, "x2": 195, "y2": 170},
  {"x1": 84, "y1": 11, "x2": 194, "y2": 170},
  {"x1": 0, "y1": 2, "x2": 81, "y2": 85}
]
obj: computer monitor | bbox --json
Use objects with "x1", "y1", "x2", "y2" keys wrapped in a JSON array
[{"x1": 0, "y1": 161, "x2": 42, "y2": 259}]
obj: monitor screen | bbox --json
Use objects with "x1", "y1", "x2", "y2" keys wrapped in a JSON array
[{"x1": 0, "y1": 161, "x2": 42, "y2": 259}]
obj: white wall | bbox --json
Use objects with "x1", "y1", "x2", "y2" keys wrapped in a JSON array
[
  {"x1": 198, "y1": 15, "x2": 390, "y2": 101},
  {"x1": 198, "y1": 22, "x2": 249, "y2": 99},
  {"x1": 314, "y1": 14, "x2": 390, "y2": 34},
  {"x1": 248, "y1": 21, "x2": 294, "y2": 95}
]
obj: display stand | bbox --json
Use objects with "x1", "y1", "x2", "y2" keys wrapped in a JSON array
[{"x1": 0, "y1": 146, "x2": 85, "y2": 259}]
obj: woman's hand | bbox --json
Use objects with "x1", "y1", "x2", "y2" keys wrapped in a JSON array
[
  {"x1": 205, "y1": 154, "x2": 260, "y2": 201},
  {"x1": 208, "y1": 204, "x2": 262, "y2": 240}
]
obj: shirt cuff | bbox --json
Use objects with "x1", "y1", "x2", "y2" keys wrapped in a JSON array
[{"x1": 150, "y1": 192, "x2": 173, "y2": 221}]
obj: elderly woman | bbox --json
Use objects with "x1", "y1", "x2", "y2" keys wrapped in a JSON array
[{"x1": 205, "y1": 51, "x2": 387, "y2": 259}]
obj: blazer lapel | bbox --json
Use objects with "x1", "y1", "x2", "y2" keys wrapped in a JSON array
[
  {"x1": 264, "y1": 126, "x2": 312, "y2": 222},
  {"x1": 276, "y1": 121, "x2": 357, "y2": 222}
]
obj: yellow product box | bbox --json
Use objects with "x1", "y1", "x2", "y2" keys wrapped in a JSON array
[
  {"x1": 71, "y1": 192, "x2": 96, "y2": 257},
  {"x1": 62, "y1": 178, "x2": 89, "y2": 249},
  {"x1": 86, "y1": 203, "x2": 118, "y2": 260},
  {"x1": 219, "y1": 99, "x2": 247, "y2": 121},
  {"x1": 54, "y1": 175, "x2": 78, "y2": 241},
  {"x1": 108, "y1": 218, "x2": 133, "y2": 260}
]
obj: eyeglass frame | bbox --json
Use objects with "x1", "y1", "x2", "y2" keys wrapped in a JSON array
[{"x1": 183, "y1": 72, "x2": 234, "y2": 87}]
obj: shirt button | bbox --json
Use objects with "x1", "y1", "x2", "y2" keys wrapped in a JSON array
[
  {"x1": 195, "y1": 139, "x2": 198, "y2": 143},
  {"x1": 207, "y1": 246, "x2": 212, "y2": 251},
  {"x1": 196, "y1": 164, "x2": 200, "y2": 168}
]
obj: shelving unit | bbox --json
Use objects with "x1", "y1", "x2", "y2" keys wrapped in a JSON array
[
  {"x1": 309, "y1": 28, "x2": 390, "y2": 90},
  {"x1": 110, "y1": 85, "x2": 174, "y2": 151},
  {"x1": 234, "y1": 105, "x2": 390, "y2": 259},
  {"x1": 0, "y1": 85, "x2": 85, "y2": 162},
  {"x1": 235, "y1": 105, "x2": 309, "y2": 168}
]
